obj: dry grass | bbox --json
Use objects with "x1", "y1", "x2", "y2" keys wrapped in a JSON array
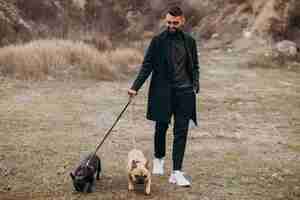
[
  {"x1": 247, "y1": 54, "x2": 300, "y2": 71},
  {"x1": 104, "y1": 48, "x2": 143, "y2": 75},
  {"x1": 72, "y1": 0, "x2": 86, "y2": 10},
  {"x1": 246, "y1": 53, "x2": 281, "y2": 69},
  {"x1": 1, "y1": 49, "x2": 300, "y2": 199},
  {"x1": 244, "y1": 45, "x2": 300, "y2": 71},
  {"x1": 0, "y1": 39, "x2": 143, "y2": 80},
  {"x1": 67, "y1": 30, "x2": 113, "y2": 51}
]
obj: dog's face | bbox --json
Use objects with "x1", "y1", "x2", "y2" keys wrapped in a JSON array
[
  {"x1": 129, "y1": 160, "x2": 150, "y2": 184},
  {"x1": 70, "y1": 154, "x2": 101, "y2": 193},
  {"x1": 70, "y1": 166, "x2": 94, "y2": 192},
  {"x1": 70, "y1": 172, "x2": 86, "y2": 192}
]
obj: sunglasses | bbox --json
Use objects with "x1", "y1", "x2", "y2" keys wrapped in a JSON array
[{"x1": 167, "y1": 21, "x2": 180, "y2": 25}]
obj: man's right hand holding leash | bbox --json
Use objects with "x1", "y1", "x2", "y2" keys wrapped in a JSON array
[{"x1": 128, "y1": 89, "x2": 137, "y2": 99}]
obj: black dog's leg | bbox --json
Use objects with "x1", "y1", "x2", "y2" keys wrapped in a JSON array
[
  {"x1": 96, "y1": 158, "x2": 101, "y2": 180},
  {"x1": 83, "y1": 182, "x2": 90, "y2": 193},
  {"x1": 91, "y1": 179, "x2": 96, "y2": 192},
  {"x1": 86, "y1": 178, "x2": 96, "y2": 193}
]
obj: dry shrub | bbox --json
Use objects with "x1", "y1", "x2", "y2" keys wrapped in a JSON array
[
  {"x1": 16, "y1": 0, "x2": 61, "y2": 22},
  {"x1": 0, "y1": 39, "x2": 143, "y2": 80},
  {"x1": 84, "y1": 0, "x2": 128, "y2": 35},
  {"x1": 77, "y1": 31, "x2": 113, "y2": 51},
  {"x1": 183, "y1": 0, "x2": 209, "y2": 18},
  {"x1": 247, "y1": 52, "x2": 281, "y2": 69},
  {"x1": 181, "y1": 0, "x2": 209, "y2": 32},
  {"x1": 228, "y1": 0, "x2": 248, "y2": 4},
  {"x1": 0, "y1": 0, "x2": 32, "y2": 43},
  {"x1": 246, "y1": 48, "x2": 300, "y2": 70},
  {"x1": 104, "y1": 47, "x2": 143, "y2": 76},
  {"x1": 0, "y1": 0, "x2": 20, "y2": 45},
  {"x1": 72, "y1": 0, "x2": 86, "y2": 10}
]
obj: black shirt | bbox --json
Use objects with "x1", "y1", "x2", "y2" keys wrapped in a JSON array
[{"x1": 168, "y1": 31, "x2": 192, "y2": 89}]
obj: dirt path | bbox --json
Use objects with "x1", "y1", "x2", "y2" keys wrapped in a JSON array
[{"x1": 0, "y1": 50, "x2": 299, "y2": 200}]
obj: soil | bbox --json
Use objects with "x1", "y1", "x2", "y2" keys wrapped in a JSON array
[{"x1": 0, "y1": 49, "x2": 299, "y2": 200}]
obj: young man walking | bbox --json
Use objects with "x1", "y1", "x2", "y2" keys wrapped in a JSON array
[{"x1": 128, "y1": 6, "x2": 200, "y2": 187}]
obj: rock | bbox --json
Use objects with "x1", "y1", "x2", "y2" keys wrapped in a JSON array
[
  {"x1": 227, "y1": 48, "x2": 233, "y2": 53},
  {"x1": 276, "y1": 40, "x2": 298, "y2": 57},
  {"x1": 211, "y1": 33, "x2": 219, "y2": 39},
  {"x1": 243, "y1": 30, "x2": 252, "y2": 38}
]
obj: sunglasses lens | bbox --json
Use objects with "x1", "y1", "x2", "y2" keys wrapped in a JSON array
[{"x1": 167, "y1": 21, "x2": 179, "y2": 25}]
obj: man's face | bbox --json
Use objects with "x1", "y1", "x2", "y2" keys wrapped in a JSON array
[{"x1": 165, "y1": 13, "x2": 184, "y2": 33}]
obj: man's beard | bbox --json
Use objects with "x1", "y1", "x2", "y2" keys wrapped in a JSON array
[{"x1": 167, "y1": 27, "x2": 180, "y2": 34}]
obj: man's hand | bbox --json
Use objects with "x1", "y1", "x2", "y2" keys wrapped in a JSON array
[
  {"x1": 193, "y1": 84, "x2": 199, "y2": 94},
  {"x1": 128, "y1": 89, "x2": 137, "y2": 98}
]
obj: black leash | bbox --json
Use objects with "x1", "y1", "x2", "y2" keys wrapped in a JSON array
[{"x1": 86, "y1": 97, "x2": 133, "y2": 166}]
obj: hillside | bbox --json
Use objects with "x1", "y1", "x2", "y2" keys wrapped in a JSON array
[{"x1": 0, "y1": 0, "x2": 299, "y2": 47}]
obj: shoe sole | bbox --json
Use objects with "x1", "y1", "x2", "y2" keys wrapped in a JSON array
[
  {"x1": 152, "y1": 172, "x2": 164, "y2": 175},
  {"x1": 169, "y1": 176, "x2": 191, "y2": 187},
  {"x1": 170, "y1": 181, "x2": 191, "y2": 187}
]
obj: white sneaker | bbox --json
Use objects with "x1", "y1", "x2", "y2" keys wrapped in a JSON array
[
  {"x1": 169, "y1": 171, "x2": 191, "y2": 187},
  {"x1": 152, "y1": 158, "x2": 164, "y2": 175}
]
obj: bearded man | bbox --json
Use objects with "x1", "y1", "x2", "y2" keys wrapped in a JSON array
[{"x1": 128, "y1": 6, "x2": 200, "y2": 187}]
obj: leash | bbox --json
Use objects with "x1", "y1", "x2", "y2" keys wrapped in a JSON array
[
  {"x1": 130, "y1": 96, "x2": 137, "y2": 149},
  {"x1": 86, "y1": 97, "x2": 133, "y2": 166}
]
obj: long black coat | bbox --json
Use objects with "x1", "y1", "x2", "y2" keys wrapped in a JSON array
[{"x1": 131, "y1": 30, "x2": 200, "y2": 125}]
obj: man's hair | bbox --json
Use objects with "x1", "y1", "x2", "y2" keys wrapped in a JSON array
[{"x1": 168, "y1": 6, "x2": 183, "y2": 17}]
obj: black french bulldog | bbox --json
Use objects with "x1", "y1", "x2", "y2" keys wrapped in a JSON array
[{"x1": 70, "y1": 153, "x2": 101, "y2": 193}]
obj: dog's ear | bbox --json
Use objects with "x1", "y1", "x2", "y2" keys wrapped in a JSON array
[
  {"x1": 145, "y1": 160, "x2": 150, "y2": 170},
  {"x1": 131, "y1": 160, "x2": 137, "y2": 170},
  {"x1": 70, "y1": 172, "x2": 75, "y2": 180}
]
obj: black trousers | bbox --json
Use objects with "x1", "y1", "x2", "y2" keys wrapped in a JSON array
[{"x1": 154, "y1": 87, "x2": 193, "y2": 171}]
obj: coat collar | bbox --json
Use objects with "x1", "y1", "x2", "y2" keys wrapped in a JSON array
[{"x1": 159, "y1": 29, "x2": 187, "y2": 41}]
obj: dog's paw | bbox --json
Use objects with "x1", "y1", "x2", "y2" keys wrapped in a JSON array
[
  {"x1": 128, "y1": 184, "x2": 134, "y2": 191},
  {"x1": 145, "y1": 183, "x2": 151, "y2": 195},
  {"x1": 145, "y1": 189, "x2": 151, "y2": 195}
]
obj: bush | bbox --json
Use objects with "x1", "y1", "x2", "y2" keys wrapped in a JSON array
[
  {"x1": 0, "y1": 39, "x2": 143, "y2": 80},
  {"x1": 246, "y1": 48, "x2": 300, "y2": 70}
]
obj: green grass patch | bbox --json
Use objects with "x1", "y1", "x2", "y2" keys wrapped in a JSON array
[
  {"x1": 223, "y1": 151, "x2": 241, "y2": 163},
  {"x1": 287, "y1": 143, "x2": 300, "y2": 152}
]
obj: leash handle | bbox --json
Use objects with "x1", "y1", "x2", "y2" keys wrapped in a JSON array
[{"x1": 88, "y1": 97, "x2": 133, "y2": 163}]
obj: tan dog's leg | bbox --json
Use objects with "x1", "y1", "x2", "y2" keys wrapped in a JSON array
[
  {"x1": 145, "y1": 178, "x2": 151, "y2": 195},
  {"x1": 128, "y1": 174, "x2": 134, "y2": 191}
]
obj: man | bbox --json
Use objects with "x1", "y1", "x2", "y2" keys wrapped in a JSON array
[{"x1": 128, "y1": 6, "x2": 199, "y2": 187}]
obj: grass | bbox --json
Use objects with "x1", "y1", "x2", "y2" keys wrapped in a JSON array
[
  {"x1": 0, "y1": 39, "x2": 143, "y2": 80},
  {"x1": 287, "y1": 143, "x2": 300, "y2": 153},
  {"x1": 246, "y1": 50, "x2": 300, "y2": 71},
  {"x1": 223, "y1": 151, "x2": 241, "y2": 163}
]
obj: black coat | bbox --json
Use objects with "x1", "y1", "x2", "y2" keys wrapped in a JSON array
[{"x1": 131, "y1": 30, "x2": 200, "y2": 124}]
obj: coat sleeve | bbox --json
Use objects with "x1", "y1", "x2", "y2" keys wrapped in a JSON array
[
  {"x1": 130, "y1": 37, "x2": 156, "y2": 91},
  {"x1": 192, "y1": 39, "x2": 200, "y2": 93}
]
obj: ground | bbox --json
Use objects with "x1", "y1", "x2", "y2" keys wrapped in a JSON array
[{"x1": 0, "y1": 50, "x2": 299, "y2": 200}]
